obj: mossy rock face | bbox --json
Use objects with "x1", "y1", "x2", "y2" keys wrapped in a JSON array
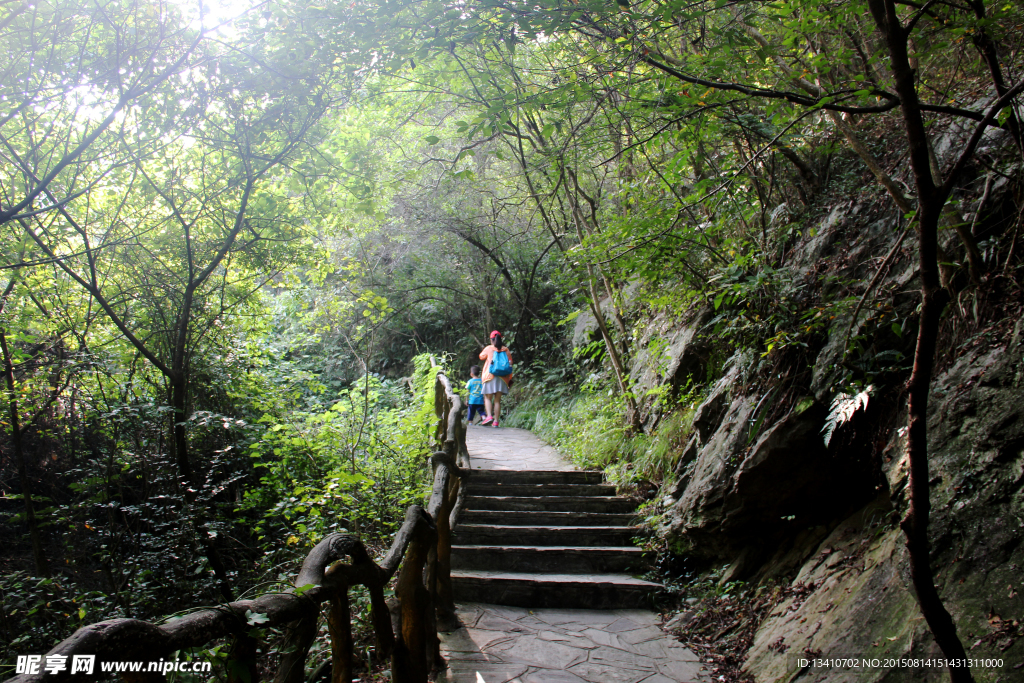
[
  {"x1": 913, "y1": 324, "x2": 1024, "y2": 681},
  {"x1": 744, "y1": 325, "x2": 1024, "y2": 682},
  {"x1": 663, "y1": 387, "x2": 878, "y2": 566},
  {"x1": 627, "y1": 306, "x2": 713, "y2": 419},
  {"x1": 662, "y1": 394, "x2": 757, "y2": 558},
  {"x1": 744, "y1": 521, "x2": 924, "y2": 682}
]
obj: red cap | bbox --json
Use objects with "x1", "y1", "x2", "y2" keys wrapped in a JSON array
[{"x1": 490, "y1": 330, "x2": 500, "y2": 338}]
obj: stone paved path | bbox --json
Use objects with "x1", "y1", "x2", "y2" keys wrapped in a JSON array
[
  {"x1": 438, "y1": 427, "x2": 708, "y2": 682},
  {"x1": 437, "y1": 603, "x2": 705, "y2": 683},
  {"x1": 466, "y1": 425, "x2": 574, "y2": 471}
]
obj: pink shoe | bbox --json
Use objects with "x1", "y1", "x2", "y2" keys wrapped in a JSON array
[
  {"x1": 481, "y1": 416, "x2": 493, "y2": 425},
  {"x1": 492, "y1": 420, "x2": 499, "y2": 428}
]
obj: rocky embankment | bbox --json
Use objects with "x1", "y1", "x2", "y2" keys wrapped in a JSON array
[{"x1": 575, "y1": 159, "x2": 1023, "y2": 680}]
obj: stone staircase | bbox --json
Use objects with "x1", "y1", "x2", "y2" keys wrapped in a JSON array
[{"x1": 450, "y1": 469, "x2": 662, "y2": 609}]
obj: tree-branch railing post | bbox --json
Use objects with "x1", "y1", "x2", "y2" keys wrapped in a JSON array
[
  {"x1": 4, "y1": 372, "x2": 469, "y2": 683},
  {"x1": 431, "y1": 372, "x2": 469, "y2": 631},
  {"x1": 226, "y1": 632, "x2": 260, "y2": 683},
  {"x1": 390, "y1": 507, "x2": 436, "y2": 683},
  {"x1": 327, "y1": 588, "x2": 353, "y2": 683},
  {"x1": 426, "y1": 454, "x2": 450, "y2": 667}
]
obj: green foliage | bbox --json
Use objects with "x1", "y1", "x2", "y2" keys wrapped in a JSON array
[
  {"x1": 2, "y1": 0, "x2": 1022, "y2": 675},
  {"x1": 242, "y1": 354, "x2": 439, "y2": 552},
  {"x1": 505, "y1": 378, "x2": 703, "y2": 488},
  {"x1": 0, "y1": 573, "x2": 117, "y2": 661}
]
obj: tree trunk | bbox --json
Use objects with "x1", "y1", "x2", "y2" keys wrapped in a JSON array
[
  {"x1": 904, "y1": 207, "x2": 968, "y2": 680},
  {"x1": 777, "y1": 145, "x2": 820, "y2": 197},
  {"x1": 1, "y1": 330, "x2": 50, "y2": 577},
  {"x1": 171, "y1": 378, "x2": 193, "y2": 486},
  {"x1": 568, "y1": 203, "x2": 641, "y2": 431},
  {"x1": 867, "y1": 1, "x2": 974, "y2": 679},
  {"x1": 584, "y1": 268, "x2": 638, "y2": 429},
  {"x1": 170, "y1": 375, "x2": 234, "y2": 602},
  {"x1": 600, "y1": 272, "x2": 631, "y2": 363}
]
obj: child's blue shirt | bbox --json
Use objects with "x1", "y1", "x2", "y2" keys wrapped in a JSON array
[{"x1": 466, "y1": 378, "x2": 484, "y2": 404}]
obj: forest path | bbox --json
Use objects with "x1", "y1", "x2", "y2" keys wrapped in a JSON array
[
  {"x1": 464, "y1": 425, "x2": 574, "y2": 471},
  {"x1": 436, "y1": 425, "x2": 707, "y2": 683}
]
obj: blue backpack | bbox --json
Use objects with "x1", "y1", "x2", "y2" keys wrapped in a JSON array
[{"x1": 490, "y1": 349, "x2": 512, "y2": 377}]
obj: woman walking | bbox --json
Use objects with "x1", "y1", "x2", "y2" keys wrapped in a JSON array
[{"x1": 479, "y1": 330, "x2": 512, "y2": 427}]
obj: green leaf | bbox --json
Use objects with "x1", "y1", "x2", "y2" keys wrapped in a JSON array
[
  {"x1": 794, "y1": 397, "x2": 815, "y2": 415},
  {"x1": 424, "y1": 135, "x2": 440, "y2": 145},
  {"x1": 245, "y1": 609, "x2": 269, "y2": 626}
]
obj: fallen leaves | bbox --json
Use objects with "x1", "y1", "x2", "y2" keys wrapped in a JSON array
[
  {"x1": 663, "y1": 582, "x2": 795, "y2": 683},
  {"x1": 972, "y1": 610, "x2": 1021, "y2": 652}
]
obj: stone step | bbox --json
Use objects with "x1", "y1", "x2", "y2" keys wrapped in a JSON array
[
  {"x1": 451, "y1": 570, "x2": 662, "y2": 610},
  {"x1": 466, "y1": 469, "x2": 604, "y2": 485},
  {"x1": 453, "y1": 524, "x2": 637, "y2": 547},
  {"x1": 460, "y1": 509, "x2": 636, "y2": 527},
  {"x1": 451, "y1": 544, "x2": 648, "y2": 573},
  {"x1": 467, "y1": 483, "x2": 617, "y2": 497},
  {"x1": 466, "y1": 496, "x2": 636, "y2": 513}
]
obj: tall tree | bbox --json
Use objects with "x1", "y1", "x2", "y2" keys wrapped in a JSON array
[{"x1": 3, "y1": 0, "x2": 349, "y2": 598}]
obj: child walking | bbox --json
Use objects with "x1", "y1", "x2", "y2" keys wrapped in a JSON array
[
  {"x1": 466, "y1": 366, "x2": 486, "y2": 425},
  {"x1": 479, "y1": 330, "x2": 512, "y2": 427}
]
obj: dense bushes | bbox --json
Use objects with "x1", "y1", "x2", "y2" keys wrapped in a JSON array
[{"x1": 0, "y1": 346, "x2": 441, "y2": 675}]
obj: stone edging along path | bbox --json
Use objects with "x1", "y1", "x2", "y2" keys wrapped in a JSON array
[{"x1": 436, "y1": 426, "x2": 708, "y2": 683}]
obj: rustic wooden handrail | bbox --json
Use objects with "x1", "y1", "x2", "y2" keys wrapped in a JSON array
[{"x1": 6, "y1": 371, "x2": 470, "y2": 683}]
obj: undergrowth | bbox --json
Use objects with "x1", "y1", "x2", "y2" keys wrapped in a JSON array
[
  {"x1": 503, "y1": 379, "x2": 703, "y2": 493},
  {"x1": 1, "y1": 354, "x2": 441, "y2": 681}
]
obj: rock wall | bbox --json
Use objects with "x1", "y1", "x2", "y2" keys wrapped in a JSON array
[
  {"x1": 743, "y1": 321, "x2": 1024, "y2": 682},
  {"x1": 581, "y1": 173, "x2": 1024, "y2": 680},
  {"x1": 659, "y1": 198, "x2": 913, "y2": 572},
  {"x1": 576, "y1": 300, "x2": 712, "y2": 426}
]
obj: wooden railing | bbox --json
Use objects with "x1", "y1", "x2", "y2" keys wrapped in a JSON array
[{"x1": 6, "y1": 372, "x2": 470, "y2": 683}]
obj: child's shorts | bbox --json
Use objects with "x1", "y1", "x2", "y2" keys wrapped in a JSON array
[{"x1": 468, "y1": 403, "x2": 486, "y2": 422}]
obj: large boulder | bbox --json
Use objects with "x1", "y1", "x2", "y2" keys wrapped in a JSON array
[
  {"x1": 664, "y1": 393, "x2": 757, "y2": 556},
  {"x1": 571, "y1": 298, "x2": 619, "y2": 347},
  {"x1": 743, "y1": 497, "x2": 922, "y2": 683},
  {"x1": 785, "y1": 201, "x2": 860, "y2": 279},
  {"x1": 665, "y1": 392, "x2": 876, "y2": 565},
  {"x1": 690, "y1": 369, "x2": 733, "y2": 443},
  {"x1": 628, "y1": 307, "x2": 712, "y2": 423}
]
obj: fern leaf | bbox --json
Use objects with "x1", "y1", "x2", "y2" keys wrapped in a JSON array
[{"x1": 822, "y1": 385, "x2": 873, "y2": 446}]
